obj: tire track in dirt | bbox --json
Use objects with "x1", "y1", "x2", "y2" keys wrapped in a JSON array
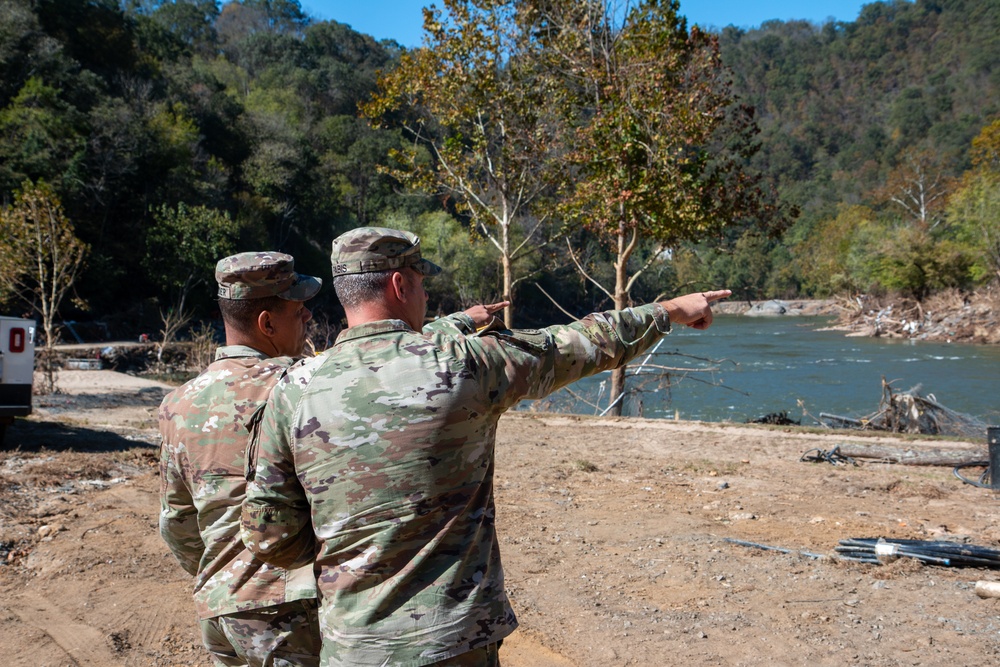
[
  {"x1": 9, "y1": 592, "x2": 121, "y2": 666},
  {"x1": 76, "y1": 481, "x2": 194, "y2": 652}
]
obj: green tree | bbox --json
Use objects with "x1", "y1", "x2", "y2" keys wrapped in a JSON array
[
  {"x1": 705, "y1": 232, "x2": 774, "y2": 302},
  {"x1": 793, "y1": 205, "x2": 875, "y2": 295},
  {"x1": 0, "y1": 77, "x2": 86, "y2": 194},
  {"x1": 890, "y1": 87, "x2": 932, "y2": 147},
  {"x1": 948, "y1": 170, "x2": 1000, "y2": 283},
  {"x1": 143, "y1": 202, "x2": 240, "y2": 359},
  {"x1": 216, "y1": 0, "x2": 310, "y2": 76},
  {"x1": 149, "y1": 0, "x2": 219, "y2": 51},
  {"x1": 545, "y1": 0, "x2": 785, "y2": 414},
  {"x1": 363, "y1": 0, "x2": 557, "y2": 327},
  {"x1": 948, "y1": 119, "x2": 1000, "y2": 282},
  {"x1": 0, "y1": 0, "x2": 71, "y2": 106},
  {"x1": 867, "y1": 225, "x2": 971, "y2": 298},
  {"x1": 315, "y1": 116, "x2": 411, "y2": 225}
]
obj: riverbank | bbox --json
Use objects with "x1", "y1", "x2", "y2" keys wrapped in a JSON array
[
  {"x1": 716, "y1": 289, "x2": 999, "y2": 345},
  {"x1": 833, "y1": 288, "x2": 1000, "y2": 344},
  {"x1": 712, "y1": 299, "x2": 839, "y2": 317}
]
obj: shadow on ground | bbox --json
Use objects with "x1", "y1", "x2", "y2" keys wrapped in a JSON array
[
  {"x1": 1, "y1": 418, "x2": 156, "y2": 454},
  {"x1": 33, "y1": 386, "x2": 168, "y2": 413}
]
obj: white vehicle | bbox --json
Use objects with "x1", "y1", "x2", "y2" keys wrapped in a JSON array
[{"x1": 0, "y1": 316, "x2": 35, "y2": 445}]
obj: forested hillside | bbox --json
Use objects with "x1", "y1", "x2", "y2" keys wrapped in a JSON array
[
  {"x1": 708, "y1": 0, "x2": 1000, "y2": 298},
  {"x1": 0, "y1": 0, "x2": 998, "y2": 340},
  {"x1": 0, "y1": 0, "x2": 447, "y2": 333}
]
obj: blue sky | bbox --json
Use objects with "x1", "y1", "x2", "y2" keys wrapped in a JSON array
[{"x1": 300, "y1": 0, "x2": 876, "y2": 48}]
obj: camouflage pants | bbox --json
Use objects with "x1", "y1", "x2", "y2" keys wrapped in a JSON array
[
  {"x1": 200, "y1": 599, "x2": 321, "y2": 667},
  {"x1": 427, "y1": 641, "x2": 501, "y2": 667}
]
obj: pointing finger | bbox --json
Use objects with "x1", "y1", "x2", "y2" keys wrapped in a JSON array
[{"x1": 701, "y1": 290, "x2": 731, "y2": 303}]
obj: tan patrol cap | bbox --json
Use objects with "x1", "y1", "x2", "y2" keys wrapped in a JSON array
[
  {"x1": 330, "y1": 227, "x2": 442, "y2": 277},
  {"x1": 215, "y1": 252, "x2": 322, "y2": 301}
]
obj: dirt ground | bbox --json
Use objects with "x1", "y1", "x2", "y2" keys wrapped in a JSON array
[{"x1": 2, "y1": 370, "x2": 999, "y2": 666}]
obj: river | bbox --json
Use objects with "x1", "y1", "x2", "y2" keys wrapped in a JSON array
[{"x1": 524, "y1": 315, "x2": 1000, "y2": 427}]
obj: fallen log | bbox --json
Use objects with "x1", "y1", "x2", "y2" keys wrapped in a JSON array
[
  {"x1": 833, "y1": 442, "x2": 985, "y2": 466},
  {"x1": 819, "y1": 412, "x2": 864, "y2": 427}
]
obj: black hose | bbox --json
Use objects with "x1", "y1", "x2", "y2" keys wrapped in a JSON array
[
  {"x1": 800, "y1": 446, "x2": 858, "y2": 466},
  {"x1": 953, "y1": 460, "x2": 991, "y2": 488}
]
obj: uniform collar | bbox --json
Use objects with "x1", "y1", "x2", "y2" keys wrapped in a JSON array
[
  {"x1": 214, "y1": 344, "x2": 269, "y2": 361},
  {"x1": 335, "y1": 319, "x2": 413, "y2": 345}
]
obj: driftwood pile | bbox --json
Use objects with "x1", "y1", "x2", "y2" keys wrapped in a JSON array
[
  {"x1": 837, "y1": 289, "x2": 1000, "y2": 344},
  {"x1": 819, "y1": 378, "x2": 987, "y2": 439}
]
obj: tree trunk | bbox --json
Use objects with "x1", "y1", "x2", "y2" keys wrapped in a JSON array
[
  {"x1": 606, "y1": 223, "x2": 633, "y2": 417},
  {"x1": 501, "y1": 223, "x2": 514, "y2": 328},
  {"x1": 832, "y1": 443, "x2": 984, "y2": 466}
]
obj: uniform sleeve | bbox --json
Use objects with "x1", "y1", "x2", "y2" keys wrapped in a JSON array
[
  {"x1": 423, "y1": 312, "x2": 477, "y2": 335},
  {"x1": 241, "y1": 382, "x2": 315, "y2": 570},
  {"x1": 467, "y1": 303, "x2": 671, "y2": 412},
  {"x1": 158, "y1": 436, "x2": 204, "y2": 576}
]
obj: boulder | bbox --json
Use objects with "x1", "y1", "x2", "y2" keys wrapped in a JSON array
[{"x1": 744, "y1": 300, "x2": 789, "y2": 317}]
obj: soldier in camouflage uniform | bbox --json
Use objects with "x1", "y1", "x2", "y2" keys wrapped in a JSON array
[
  {"x1": 240, "y1": 228, "x2": 729, "y2": 667},
  {"x1": 161, "y1": 251, "x2": 507, "y2": 667},
  {"x1": 159, "y1": 252, "x2": 325, "y2": 667}
]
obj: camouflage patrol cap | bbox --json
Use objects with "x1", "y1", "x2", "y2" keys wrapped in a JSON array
[
  {"x1": 330, "y1": 227, "x2": 442, "y2": 277},
  {"x1": 215, "y1": 252, "x2": 322, "y2": 301}
]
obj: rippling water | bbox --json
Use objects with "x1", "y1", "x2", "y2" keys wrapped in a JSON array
[{"x1": 524, "y1": 315, "x2": 1000, "y2": 426}]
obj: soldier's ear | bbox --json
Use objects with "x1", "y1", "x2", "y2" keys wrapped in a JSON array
[
  {"x1": 258, "y1": 310, "x2": 276, "y2": 336},
  {"x1": 389, "y1": 270, "x2": 407, "y2": 302}
]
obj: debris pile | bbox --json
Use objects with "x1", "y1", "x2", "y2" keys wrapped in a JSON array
[
  {"x1": 746, "y1": 411, "x2": 799, "y2": 426},
  {"x1": 836, "y1": 288, "x2": 1000, "y2": 344},
  {"x1": 819, "y1": 378, "x2": 987, "y2": 439},
  {"x1": 835, "y1": 538, "x2": 1000, "y2": 568}
]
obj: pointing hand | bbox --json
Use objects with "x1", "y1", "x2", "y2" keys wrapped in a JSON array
[{"x1": 662, "y1": 290, "x2": 731, "y2": 329}]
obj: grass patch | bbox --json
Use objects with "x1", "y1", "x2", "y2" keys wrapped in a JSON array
[{"x1": 680, "y1": 459, "x2": 743, "y2": 475}]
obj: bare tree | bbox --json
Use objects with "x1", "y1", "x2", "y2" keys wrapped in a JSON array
[
  {"x1": 0, "y1": 181, "x2": 88, "y2": 392},
  {"x1": 155, "y1": 294, "x2": 194, "y2": 366},
  {"x1": 880, "y1": 148, "x2": 953, "y2": 230}
]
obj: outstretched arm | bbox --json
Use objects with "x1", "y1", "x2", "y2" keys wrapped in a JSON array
[{"x1": 661, "y1": 290, "x2": 731, "y2": 330}]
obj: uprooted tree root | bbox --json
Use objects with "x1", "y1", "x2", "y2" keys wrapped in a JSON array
[{"x1": 820, "y1": 377, "x2": 987, "y2": 439}]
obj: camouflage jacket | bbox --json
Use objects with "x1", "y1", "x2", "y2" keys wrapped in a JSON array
[
  {"x1": 159, "y1": 315, "x2": 478, "y2": 619},
  {"x1": 158, "y1": 344, "x2": 316, "y2": 619},
  {"x1": 241, "y1": 303, "x2": 672, "y2": 666}
]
